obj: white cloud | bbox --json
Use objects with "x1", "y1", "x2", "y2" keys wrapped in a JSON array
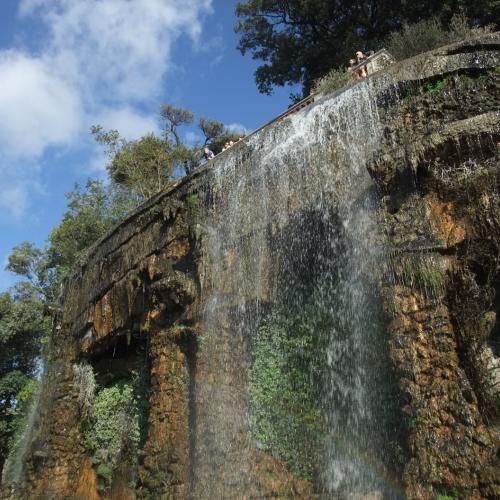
[
  {"x1": 227, "y1": 123, "x2": 250, "y2": 135},
  {"x1": 0, "y1": 0, "x2": 214, "y2": 219},
  {"x1": 94, "y1": 108, "x2": 160, "y2": 141},
  {"x1": 0, "y1": 51, "x2": 82, "y2": 160},
  {"x1": 20, "y1": 0, "x2": 213, "y2": 102},
  {"x1": 0, "y1": 185, "x2": 29, "y2": 221}
]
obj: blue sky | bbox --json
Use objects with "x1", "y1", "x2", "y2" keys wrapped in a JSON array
[{"x1": 0, "y1": 0, "x2": 297, "y2": 291}]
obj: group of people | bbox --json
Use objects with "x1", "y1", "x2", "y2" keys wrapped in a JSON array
[
  {"x1": 348, "y1": 50, "x2": 373, "y2": 80},
  {"x1": 203, "y1": 137, "x2": 244, "y2": 161}
]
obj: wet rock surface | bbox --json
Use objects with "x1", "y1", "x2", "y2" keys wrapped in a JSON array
[
  {"x1": 372, "y1": 47, "x2": 500, "y2": 498},
  {"x1": 2, "y1": 35, "x2": 499, "y2": 499}
]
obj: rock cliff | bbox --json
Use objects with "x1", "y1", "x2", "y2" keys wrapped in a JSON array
[{"x1": 2, "y1": 34, "x2": 499, "y2": 499}]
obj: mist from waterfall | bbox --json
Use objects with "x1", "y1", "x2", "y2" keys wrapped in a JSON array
[{"x1": 193, "y1": 79, "x2": 400, "y2": 498}]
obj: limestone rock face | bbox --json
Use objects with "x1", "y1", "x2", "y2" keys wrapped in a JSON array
[
  {"x1": 2, "y1": 35, "x2": 499, "y2": 500},
  {"x1": 368, "y1": 41, "x2": 500, "y2": 498}
]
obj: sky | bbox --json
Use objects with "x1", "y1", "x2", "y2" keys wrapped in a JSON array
[{"x1": 0, "y1": 0, "x2": 297, "y2": 291}]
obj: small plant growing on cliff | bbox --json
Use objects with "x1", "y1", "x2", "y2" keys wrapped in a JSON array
[
  {"x1": 396, "y1": 255, "x2": 446, "y2": 299},
  {"x1": 424, "y1": 77, "x2": 449, "y2": 93},
  {"x1": 249, "y1": 292, "x2": 329, "y2": 480},
  {"x1": 313, "y1": 66, "x2": 351, "y2": 95},
  {"x1": 408, "y1": 414, "x2": 426, "y2": 429},
  {"x1": 74, "y1": 362, "x2": 96, "y2": 420},
  {"x1": 197, "y1": 329, "x2": 214, "y2": 352},
  {"x1": 82, "y1": 379, "x2": 141, "y2": 490}
]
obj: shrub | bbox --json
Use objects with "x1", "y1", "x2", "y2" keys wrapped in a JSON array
[
  {"x1": 385, "y1": 13, "x2": 493, "y2": 61},
  {"x1": 424, "y1": 77, "x2": 449, "y2": 93},
  {"x1": 249, "y1": 293, "x2": 329, "y2": 480},
  {"x1": 396, "y1": 255, "x2": 447, "y2": 299},
  {"x1": 313, "y1": 66, "x2": 352, "y2": 95},
  {"x1": 7, "y1": 378, "x2": 38, "y2": 450},
  {"x1": 73, "y1": 362, "x2": 96, "y2": 420},
  {"x1": 82, "y1": 380, "x2": 141, "y2": 488}
]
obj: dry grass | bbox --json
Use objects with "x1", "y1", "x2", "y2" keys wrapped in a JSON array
[{"x1": 385, "y1": 13, "x2": 494, "y2": 61}]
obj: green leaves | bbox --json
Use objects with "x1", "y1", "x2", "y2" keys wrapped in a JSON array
[
  {"x1": 80, "y1": 374, "x2": 145, "y2": 492},
  {"x1": 83, "y1": 381, "x2": 140, "y2": 462},
  {"x1": 107, "y1": 134, "x2": 174, "y2": 198},
  {"x1": 47, "y1": 180, "x2": 117, "y2": 283},
  {"x1": 235, "y1": 1, "x2": 499, "y2": 97},
  {"x1": 5, "y1": 243, "x2": 43, "y2": 284},
  {"x1": 249, "y1": 293, "x2": 330, "y2": 480}
]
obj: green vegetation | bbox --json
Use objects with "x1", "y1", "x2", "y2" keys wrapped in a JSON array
[
  {"x1": 93, "y1": 104, "x2": 243, "y2": 195},
  {"x1": 313, "y1": 67, "x2": 351, "y2": 96},
  {"x1": 424, "y1": 78, "x2": 449, "y2": 93},
  {"x1": 435, "y1": 487, "x2": 465, "y2": 500},
  {"x1": 0, "y1": 287, "x2": 47, "y2": 471},
  {"x1": 408, "y1": 414, "x2": 426, "y2": 429},
  {"x1": 398, "y1": 256, "x2": 447, "y2": 298},
  {"x1": 81, "y1": 370, "x2": 147, "y2": 492},
  {"x1": 385, "y1": 13, "x2": 493, "y2": 62},
  {"x1": 313, "y1": 13, "x2": 491, "y2": 96},
  {"x1": 249, "y1": 294, "x2": 329, "y2": 480},
  {"x1": 3, "y1": 379, "x2": 38, "y2": 463},
  {"x1": 196, "y1": 329, "x2": 214, "y2": 352},
  {"x1": 236, "y1": 1, "x2": 498, "y2": 98}
]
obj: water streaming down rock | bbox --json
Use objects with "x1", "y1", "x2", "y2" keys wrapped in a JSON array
[
  {"x1": 4, "y1": 36, "x2": 499, "y2": 499},
  {"x1": 194, "y1": 80, "x2": 397, "y2": 497}
]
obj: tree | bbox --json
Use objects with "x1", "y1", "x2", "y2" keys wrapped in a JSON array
[
  {"x1": 199, "y1": 118, "x2": 225, "y2": 145},
  {"x1": 92, "y1": 127, "x2": 174, "y2": 199},
  {"x1": 235, "y1": 0, "x2": 499, "y2": 97},
  {"x1": 0, "y1": 288, "x2": 48, "y2": 472},
  {"x1": 160, "y1": 105, "x2": 194, "y2": 147},
  {"x1": 46, "y1": 179, "x2": 142, "y2": 284},
  {"x1": 94, "y1": 103, "x2": 233, "y2": 183}
]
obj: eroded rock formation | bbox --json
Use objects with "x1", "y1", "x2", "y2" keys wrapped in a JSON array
[{"x1": 2, "y1": 35, "x2": 499, "y2": 499}]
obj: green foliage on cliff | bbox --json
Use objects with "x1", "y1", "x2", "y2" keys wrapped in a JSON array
[
  {"x1": 385, "y1": 13, "x2": 493, "y2": 62},
  {"x1": 424, "y1": 78, "x2": 449, "y2": 94},
  {"x1": 235, "y1": 1, "x2": 498, "y2": 97},
  {"x1": 82, "y1": 379, "x2": 140, "y2": 490},
  {"x1": 249, "y1": 295, "x2": 328, "y2": 480},
  {"x1": 83, "y1": 381, "x2": 140, "y2": 459},
  {"x1": 398, "y1": 255, "x2": 447, "y2": 299},
  {"x1": 78, "y1": 359, "x2": 150, "y2": 492},
  {"x1": 313, "y1": 13, "x2": 493, "y2": 96}
]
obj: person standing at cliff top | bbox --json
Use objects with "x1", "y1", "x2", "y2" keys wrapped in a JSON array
[
  {"x1": 355, "y1": 51, "x2": 368, "y2": 79},
  {"x1": 203, "y1": 146, "x2": 215, "y2": 160}
]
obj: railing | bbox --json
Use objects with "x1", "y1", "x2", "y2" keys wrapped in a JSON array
[{"x1": 209, "y1": 49, "x2": 394, "y2": 160}]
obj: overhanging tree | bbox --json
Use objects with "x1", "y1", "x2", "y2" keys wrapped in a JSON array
[{"x1": 235, "y1": 0, "x2": 499, "y2": 98}]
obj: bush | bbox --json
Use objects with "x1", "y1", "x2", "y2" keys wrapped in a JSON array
[
  {"x1": 8, "y1": 378, "x2": 38, "y2": 449},
  {"x1": 2, "y1": 378, "x2": 39, "y2": 483},
  {"x1": 313, "y1": 66, "x2": 352, "y2": 95},
  {"x1": 73, "y1": 362, "x2": 95, "y2": 421},
  {"x1": 385, "y1": 13, "x2": 493, "y2": 61},
  {"x1": 82, "y1": 380, "x2": 141, "y2": 488},
  {"x1": 249, "y1": 293, "x2": 329, "y2": 480}
]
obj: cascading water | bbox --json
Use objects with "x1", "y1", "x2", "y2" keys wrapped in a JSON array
[{"x1": 192, "y1": 79, "x2": 400, "y2": 498}]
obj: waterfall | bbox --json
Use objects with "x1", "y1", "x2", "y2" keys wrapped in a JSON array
[{"x1": 192, "y1": 78, "x2": 399, "y2": 498}]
